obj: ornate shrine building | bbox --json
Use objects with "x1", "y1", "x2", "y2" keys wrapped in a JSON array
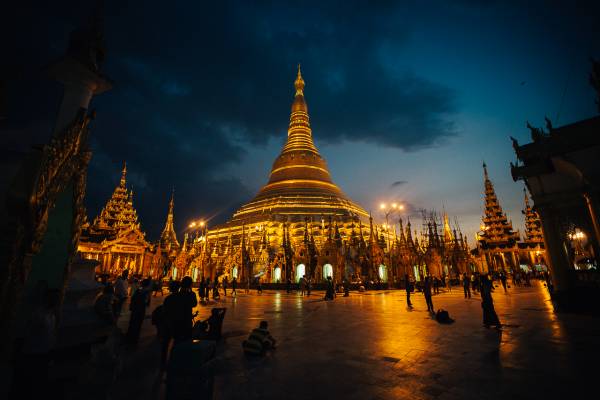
[
  {"x1": 476, "y1": 163, "x2": 520, "y2": 271},
  {"x1": 77, "y1": 163, "x2": 154, "y2": 276}
]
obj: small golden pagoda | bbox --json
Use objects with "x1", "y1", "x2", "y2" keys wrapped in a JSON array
[{"x1": 78, "y1": 163, "x2": 153, "y2": 276}]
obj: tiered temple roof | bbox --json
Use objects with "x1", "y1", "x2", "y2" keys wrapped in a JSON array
[
  {"x1": 83, "y1": 162, "x2": 143, "y2": 242},
  {"x1": 522, "y1": 188, "x2": 544, "y2": 245},
  {"x1": 479, "y1": 163, "x2": 520, "y2": 249}
]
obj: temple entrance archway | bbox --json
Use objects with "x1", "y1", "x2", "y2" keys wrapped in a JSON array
[
  {"x1": 296, "y1": 264, "x2": 306, "y2": 282},
  {"x1": 323, "y1": 263, "x2": 333, "y2": 280}
]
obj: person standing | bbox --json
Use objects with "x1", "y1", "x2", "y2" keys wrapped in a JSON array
[
  {"x1": 500, "y1": 272, "x2": 508, "y2": 293},
  {"x1": 212, "y1": 277, "x2": 220, "y2": 300},
  {"x1": 300, "y1": 276, "x2": 306, "y2": 296},
  {"x1": 424, "y1": 276, "x2": 434, "y2": 313},
  {"x1": 462, "y1": 273, "x2": 471, "y2": 299},
  {"x1": 223, "y1": 276, "x2": 228, "y2": 297},
  {"x1": 306, "y1": 277, "x2": 312, "y2": 296},
  {"x1": 286, "y1": 278, "x2": 292, "y2": 294},
  {"x1": 257, "y1": 278, "x2": 263, "y2": 294},
  {"x1": 198, "y1": 277, "x2": 206, "y2": 302},
  {"x1": 232, "y1": 277, "x2": 237, "y2": 297},
  {"x1": 126, "y1": 278, "x2": 151, "y2": 345},
  {"x1": 204, "y1": 277, "x2": 211, "y2": 300},
  {"x1": 481, "y1": 274, "x2": 501, "y2": 328},
  {"x1": 165, "y1": 276, "x2": 198, "y2": 343},
  {"x1": 114, "y1": 270, "x2": 129, "y2": 317},
  {"x1": 405, "y1": 274, "x2": 413, "y2": 307},
  {"x1": 246, "y1": 277, "x2": 251, "y2": 294}
]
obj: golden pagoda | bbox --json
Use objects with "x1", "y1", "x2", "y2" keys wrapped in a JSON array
[
  {"x1": 229, "y1": 65, "x2": 367, "y2": 224},
  {"x1": 205, "y1": 66, "x2": 370, "y2": 283}
]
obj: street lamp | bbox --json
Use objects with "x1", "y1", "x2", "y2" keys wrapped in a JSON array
[{"x1": 379, "y1": 202, "x2": 405, "y2": 283}]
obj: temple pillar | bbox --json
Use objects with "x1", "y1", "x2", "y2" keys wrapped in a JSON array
[
  {"x1": 583, "y1": 192, "x2": 600, "y2": 261},
  {"x1": 537, "y1": 205, "x2": 573, "y2": 293}
]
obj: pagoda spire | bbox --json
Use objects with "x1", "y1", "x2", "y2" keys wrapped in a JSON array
[
  {"x1": 120, "y1": 161, "x2": 127, "y2": 188},
  {"x1": 479, "y1": 163, "x2": 519, "y2": 248},
  {"x1": 523, "y1": 187, "x2": 544, "y2": 243},
  {"x1": 160, "y1": 188, "x2": 180, "y2": 250}
]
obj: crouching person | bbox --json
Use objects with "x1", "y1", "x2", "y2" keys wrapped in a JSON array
[{"x1": 242, "y1": 320, "x2": 276, "y2": 356}]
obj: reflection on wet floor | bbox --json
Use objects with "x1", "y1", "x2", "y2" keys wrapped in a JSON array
[{"x1": 109, "y1": 281, "x2": 599, "y2": 400}]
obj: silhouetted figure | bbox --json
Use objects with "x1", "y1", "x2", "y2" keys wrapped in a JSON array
[
  {"x1": 165, "y1": 276, "x2": 198, "y2": 343},
  {"x1": 198, "y1": 277, "x2": 206, "y2": 301},
  {"x1": 462, "y1": 273, "x2": 471, "y2": 299},
  {"x1": 222, "y1": 276, "x2": 228, "y2": 296},
  {"x1": 306, "y1": 277, "x2": 312, "y2": 296},
  {"x1": 343, "y1": 278, "x2": 350, "y2": 297},
  {"x1": 127, "y1": 278, "x2": 151, "y2": 345},
  {"x1": 204, "y1": 277, "x2": 211, "y2": 300},
  {"x1": 324, "y1": 277, "x2": 335, "y2": 300},
  {"x1": 300, "y1": 276, "x2": 306, "y2": 296},
  {"x1": 286, "y1": 278, "x2": 292, "y2": 294},
  {"x1": 481, "y1": 274, "x2": 501, "y2": 328},
  {"x1": 232, "y1": 277, "x2": 237, "y2": 297},
  {"x1": 212, "y1": 277, "x2": 220, "y2": 300},
  {"x1": 500, "y1": 273, "x2": 508, "y2": 293},
  {"x1": 433, "y1": 276, "x2": 440, "y2": 294},
  {"x1": 159, "y1": 281, "x2": 178, "y2": 370},
  {"x1": 114, "y1": 270, "x2": 129, "y2": 316},
  {"x1": 257, "y1": 278, "x2": 263, "y2": 294},
  {"x1": 196, "y1": 308, "x2": 227, "y2": 340},
  {"x1": 94, "y1": 284, "x2": 117, "y2": 324},
  {"x1": 242, "y1": 320, "x2": 276, "y2": 356},
  {"x1": 424, "y1": 276, "x2": 434, "y2": 313},
  {"x1": 405, "y1": 274, "x2": 413, "y2": 307}
]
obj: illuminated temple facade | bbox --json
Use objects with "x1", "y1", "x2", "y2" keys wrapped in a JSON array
[{"x1": 168, "y1": 68, "x2": 476, "y2": 284}]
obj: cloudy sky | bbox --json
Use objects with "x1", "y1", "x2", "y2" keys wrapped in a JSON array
[{"x1": 2, "y1": 0, "x2": 599, "y2": 242}]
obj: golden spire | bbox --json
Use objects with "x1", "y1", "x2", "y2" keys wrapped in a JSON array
[
  {"x1": 120, "y1": 161, "x2": 127, "y2": 188},
  {"x1": 295, "y1": 63, "x2": 305, "y2": 95},
  {"x1": 160, "y1": 188, "x2": 180, "y2": 250}
]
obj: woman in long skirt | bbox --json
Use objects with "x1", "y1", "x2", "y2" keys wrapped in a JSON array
[{"x1": 481, "y1": 274, "x2": 501, "y2": 328}]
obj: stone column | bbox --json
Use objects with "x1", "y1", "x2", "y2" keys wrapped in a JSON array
[
  {"x1": 537, "y1": 205, "x2": 573, "y2": 292},
  {"x1": 583, "y1": 192, "x2": 600, "y2": 260}
]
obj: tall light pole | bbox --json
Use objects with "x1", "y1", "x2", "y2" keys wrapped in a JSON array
[{"x1": 379, "y1": 202, "x2": 404, "y2": 283}]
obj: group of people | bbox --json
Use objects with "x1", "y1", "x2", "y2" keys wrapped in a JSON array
[
  {"x1": 404, "y1": 272, "x2": 502, "y2": 328},
  {"x1": 197, "y1": 276, "x2": 238, "y2": 301}
]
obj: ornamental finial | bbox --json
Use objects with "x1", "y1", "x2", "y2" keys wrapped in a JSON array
[
  {"x1": 120, "y1": 161, "x2": 127, "y2": 187},
  {"x1": 295, "y1": 63, "x2": 305, "y2": 95}
]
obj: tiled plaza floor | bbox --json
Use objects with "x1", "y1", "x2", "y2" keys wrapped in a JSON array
[{"x1": 110, "y1": 281, "x2": 600, "y2": 399}]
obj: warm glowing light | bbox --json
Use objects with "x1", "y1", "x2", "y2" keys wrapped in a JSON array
[
  {"x1": 399, "y1": 204, "x2": 404, "y2": 210},
  {"x1": 392, "y1": 203, "x2": 397, "y2": 208},
  {"x1": 380, "y1": 203, "x2": 386, "y2": 209},
  {"x1": 199, "y1": 221, "x2": 205, "y2": 227},
  {"x1": 189, "y1": 222, "x2": 196, "y2": 228}
]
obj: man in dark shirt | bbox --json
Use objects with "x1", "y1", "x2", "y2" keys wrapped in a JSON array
[{"x1": 164, "y1": 276, "x2": 198, "y2": 343}]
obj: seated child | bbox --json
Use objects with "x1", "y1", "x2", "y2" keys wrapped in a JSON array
[{"x1": 242, "y1": 320, "x2": 276, "y2": 356}]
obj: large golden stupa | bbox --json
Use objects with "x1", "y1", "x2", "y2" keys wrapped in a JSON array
[{"x1": 210, "y1": 66, "x2": 368, "y2": 244}]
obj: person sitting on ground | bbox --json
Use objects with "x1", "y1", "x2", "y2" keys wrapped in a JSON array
[
  {"x1": 195, "y1": 308, "x2": 224, "y2": 340},
  {"x1": 242, "y1": 320, "x2": 276, "y2": 356}
]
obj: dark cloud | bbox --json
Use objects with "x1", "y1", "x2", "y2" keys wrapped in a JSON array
[
  {"x1": 1, "y1": 0, "x2": 460, "y2": 238},
  {"x1": 390, "y1": 180, "x2": 408, "y2": 188}
]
